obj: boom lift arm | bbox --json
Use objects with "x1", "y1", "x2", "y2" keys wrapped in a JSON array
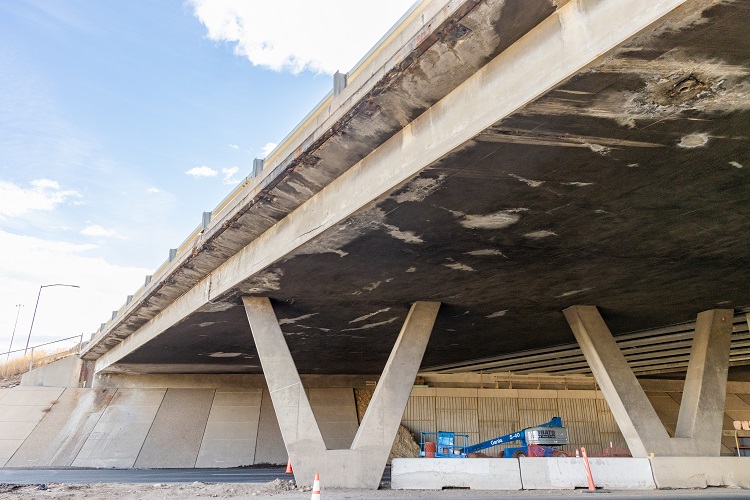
[{"x1": 460, "y1": 416, "x2": 569, "y2": 458}]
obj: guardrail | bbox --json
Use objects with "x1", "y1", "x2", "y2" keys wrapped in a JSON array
[{"x1": 91, "y1": 0, "x2": 434, "y2": 341}]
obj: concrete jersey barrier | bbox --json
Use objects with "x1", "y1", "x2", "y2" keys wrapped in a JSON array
[
  {"x1": 391, "y1": 458, "x2": 522, "y2": 490},
  {"x1": 519, "y1": 457, "x2": 656, "y2": 490}
]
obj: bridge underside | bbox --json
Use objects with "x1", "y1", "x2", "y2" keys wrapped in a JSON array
[{"x1": 99, "y1": 0, "x2": 748, "y2": 376}]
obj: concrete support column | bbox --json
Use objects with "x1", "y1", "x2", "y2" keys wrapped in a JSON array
[
  {"x1": 564, "y1": 305, "x2": 733, "y2": 457},
  {"x1": 564, "y1": 305, "x2": 669, "y2": 457},
  {"x1": 243, "y1": 297, "x2": 439, "y2": 488},
  {"x1": 242, "y1": 297, "x2": 327, "y2": 465},
  {"x1": 351, "y1": 302, "x2": 440, "y2": 459},
  {"x1": 675, "y1": 309, "x2": 733, "y2": 453}
]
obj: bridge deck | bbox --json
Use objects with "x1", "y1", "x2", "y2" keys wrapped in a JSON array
[{"x1": 83, "y1": 0, "x2": 750, "y2": 376}]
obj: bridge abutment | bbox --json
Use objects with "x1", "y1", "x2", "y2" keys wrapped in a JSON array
[{"x1": 243, "y1": 297, "x2": 440, "y2": 488}]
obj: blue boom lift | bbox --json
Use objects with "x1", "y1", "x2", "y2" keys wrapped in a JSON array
[{"x1": 419, "y1": 417, "x2": 569, "y2": 458}]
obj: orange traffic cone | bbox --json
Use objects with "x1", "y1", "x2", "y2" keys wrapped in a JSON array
[
  {"x1": 310, "y1": 472, "x2": 321, "y2": 500},
  {"x1": 286, "y1": 458, "x2": 293, "y2": 474},
  {"x1": 580, "y1": 447, "x2": 596, "y2": 491}
]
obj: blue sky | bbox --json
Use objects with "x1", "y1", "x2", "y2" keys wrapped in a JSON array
[{"x1": 0, "y1": 0, "x2": 415, "y2": 355}]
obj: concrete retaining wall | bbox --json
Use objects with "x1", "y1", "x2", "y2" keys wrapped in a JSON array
[
  {"x1": 391, "y1": 458, "x2": 522, "y2": 490},
  {"x1": 5, "y1": 388, "x2": 115, "y2": 467},
  {"x1": 21, "y1": 355, "x2": 82, "y2": 388},
  {"x1": 134, "y1": 388, "x2": 214, "y2": 468},
  {"x1": 0, "y1": 384, "x2": 357, "y2": 469},
  {"x1": 196, "y1": 389, "x2": 263, "y2": 468},
  {"x1": 72, "y1": 389, "x2": 166, "y2": 468},
  {"x1": 0, "y1": 387, "x2": 64, "y2": 467},
  {"x1": 519, "y1": 457, "x2": 655, "y2": 490}
]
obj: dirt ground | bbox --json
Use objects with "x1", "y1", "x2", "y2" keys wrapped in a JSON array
[
  {"x1": 2, "y1": 481, "x2": 750, "y2": 500},
  {"x1": 0, "y1": 481, "x2": 508, "y2": 500},
  {"x1": 0, "y1": 374, "x2": 21, "y2": 389},
  {"x1": 0, "y1": 479, "x2": 309, "y2": 499}
]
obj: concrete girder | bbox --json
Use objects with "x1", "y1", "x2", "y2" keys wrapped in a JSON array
[
  {"x1": 564, "y1": 305, "x2": 733, "y2": 457},
  {"x1": 243, "y1": 297, "x2": 439, "y2": 488}
]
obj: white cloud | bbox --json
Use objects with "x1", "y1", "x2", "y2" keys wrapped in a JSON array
[
  {"x1": 0, "y1": 229, "x2": 150, "y2": 357},
  {"x1": 0, "y1": 178, "x2": 81, "y2": 219},
  {"x1": 147, "y1": 187, "x2": 160, "y2": 193},
  {"x1": 221, "y1": 166, "x2": 241, "y2": 185},
  {"x1": 228, "y1": 144, "x2": 239, "y2": 150},
  {"x1": 261, "y1": 142, "x2": 277, "y2": 158},
  {"x1": 80, "y1": 224, "x2": 122, "y2": 238},
  {"x1": 185, "y1": 166, "x2": 218, "y2": 178},
  {"x1": 189, "y1": 0, "x2": 415, "y2": 74},
  {"x1": 31, "y1": 179, "x2": 60, "y2": 189}
]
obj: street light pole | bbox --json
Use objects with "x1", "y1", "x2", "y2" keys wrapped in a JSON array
[
  {"x1": 24, "y1": 283, "x2": 80, "y2": 356},
  {"x1": 7, "y1": 303, "x2": 23, "y2": 361}
]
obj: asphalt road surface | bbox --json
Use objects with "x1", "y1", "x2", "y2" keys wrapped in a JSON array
[{"x1": 0, "y1": 467, "x2": 292, "y2": 484}]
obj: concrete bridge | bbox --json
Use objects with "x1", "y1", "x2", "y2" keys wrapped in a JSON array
[{"x1": 19, "y1": 0, "x2": 750, "y2": 489}]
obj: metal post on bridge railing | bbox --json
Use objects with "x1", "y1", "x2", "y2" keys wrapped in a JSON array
[{"x1": 29, "y1": 346, "x2": 34, "y2": 372}]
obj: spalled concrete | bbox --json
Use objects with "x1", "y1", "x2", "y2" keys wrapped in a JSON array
[
  {"x1": 391, "y1": 458, "x2": 522, "y2": 490},
  {"x1": 135, "y1": 389, "x2": 214, "y2": 468},
  {"x1": 650, "y1": 457, "x2": 750, "y2": 489},
  {"x1": 519, "y1": 457, "x2": 656, "y2": 490}
]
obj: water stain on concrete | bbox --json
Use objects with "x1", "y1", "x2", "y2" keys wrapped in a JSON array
[
  {"x1": 341, "y1": 317, "x2": 399, "y2": 332},
  {"x1": 279, "y1": 313, "x2": 318, "y2": 325},
  {"x1": 678, "y1": 133, "x2": 710, "y2": 148},
  {"x1": 486, "y1": 310, "x2": 508, "y2": 319},
  {"x1": 524, "y1": 230, "x2": 557, "y2": 238},
  {"x1": 458, "y1": 209, "x2": 528, "y2": 229},
  {"x1": 350, "y1": 308, "x2": 391, "y2": 324},
  {"x1": 393, "y1": 174, "x2": 447, "y2": 203},
  {"x1": 444, "y1": 262, "x2": 475, "y2": 272},
  {"x1": 466, "y1": 249, "x2": 506, "y2": 257}
]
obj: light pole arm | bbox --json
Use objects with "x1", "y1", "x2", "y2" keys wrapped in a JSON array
[
  {"x1": 24, "y1": 286, "x2": 44, "y2": 355},
  {"x1": 23, "y1": 283, "x2": 80, "y2": 356}
]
